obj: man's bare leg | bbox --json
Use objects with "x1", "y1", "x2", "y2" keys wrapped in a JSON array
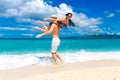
[
  {"x1": 56, "y1": 53, "x2": 63, "y2": 63},
  {"x1": 51, "y1": 53, "x2": 58, "y2": 64}
]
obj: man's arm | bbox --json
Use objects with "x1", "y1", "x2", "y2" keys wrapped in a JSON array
[{"x1": 44, "y1": 18, "x2": 65, "y2": 22}]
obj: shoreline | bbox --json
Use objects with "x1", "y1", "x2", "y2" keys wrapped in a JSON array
[{"x1": 0, "y1": 59, "x2": 120, "y2": 80}]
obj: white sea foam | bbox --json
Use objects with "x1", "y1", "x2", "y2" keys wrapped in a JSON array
[{"x1": 0, "y1": 50, "x2": 120, "y2": 69}]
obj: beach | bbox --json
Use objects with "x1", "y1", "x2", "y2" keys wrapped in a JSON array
[
  {"x1": 0, "y1": 0, "x2": 120, "y2": 79},
  {"x1": 0, "y1": 39, "x2": 120, "y2": 80},
  {"x1": 0, "y1": 59, "x2": 120, "y2": 80}
]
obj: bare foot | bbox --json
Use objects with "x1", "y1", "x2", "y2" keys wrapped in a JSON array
[
  {"x1": 36, "y1": 34, "x2": 42, "y2": 38},
  {"x1": 32, "y1": 26, "x2": 40, "y2": 30}
]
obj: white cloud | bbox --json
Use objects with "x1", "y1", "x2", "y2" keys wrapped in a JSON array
[
  {"x1": 0, "y1": 27, "x2": 28, "y2": 31},
  {"x1": 107, "y1": 13, "x2": 115, "y2": 18},
  {"x1": 0, "y1": 0, "x2": 26, "y2": 14},
  {"x1": 4, "y1": 9, "x2": 19, "y2": 17},
  {"x1": 72, "y1": 13, "x2": 103, "y2": 34},
  {"x1": 104, "y1": 11, "x2": 109, "y2": 14},
  {"x1": 116, "y1": 9, "x2": 120, "y2": 13},
  {"x1": 80, "y1": 8, "x2": 89, "y2": 12},
  {"x1": 1, "y1": 0, "x2": 54, "y2": 18},
  {"x1": 101, "y1": 27, "x2": 119, "y2": 35},
  {"x1": 16, "y1": 18, "x2": 37, "y2": 24},
  {"x1": 104, "y1": 11, "x2": 115, "y2": 18},
  {"x1": 0, "y1": 0, "x2": 22, "y2": 8},
  {"x1": 74, "y1": 14, "x2": 102, "y2": 27},
  {"x1": 0, "y1": 0, "x2": 103, "y2": 35},
  {"x1": 0, "y1": 0, "x2": 72, "y2": 18},
  {"x1": 117, "y1": 32, "x2": 120, "y2": 35},
  {"x1": 22, "y1": 34, "x2": 33, "y2": 36}
]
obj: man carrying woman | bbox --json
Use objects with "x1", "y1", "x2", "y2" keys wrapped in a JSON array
[{"x1": 33, "y1": 13, "x2": 75, "y2": 64}]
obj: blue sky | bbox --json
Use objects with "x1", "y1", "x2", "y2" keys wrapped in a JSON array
[{"x1": 0, "y1": 0, "x2": 120, "y2": 38}]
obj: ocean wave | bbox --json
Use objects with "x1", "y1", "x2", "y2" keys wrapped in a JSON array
[{"x1": 0, "y1": 50, "x2": 120, "y2": 69}]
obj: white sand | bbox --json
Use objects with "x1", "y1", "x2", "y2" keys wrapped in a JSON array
[{"x1": 0, "y1": 60, "x2": 120, "y2": 80}]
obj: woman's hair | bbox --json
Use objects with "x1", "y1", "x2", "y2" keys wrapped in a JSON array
[
  {"x1": 68, "y1": 19, "x2": 75, "y2": 26},
  {"x1": 66, "y1": 13, "x2": 75, "y2": 26},
  {"x1": 58, "y1": 21, "x2": 67, "y2": 28},
  {"x1": 65, "y1": 12, "x2": 73, "y2": 17},
  {"x1": 49, "y1": 22, "x2": 53, "y2": 26},
  {"x1": 49, "y1": 13, "x2": 75, "y2": 28}
]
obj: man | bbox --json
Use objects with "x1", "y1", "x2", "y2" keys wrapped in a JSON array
[{"x1": 34, "y1": 15, "x2": 63, "y2": 64}]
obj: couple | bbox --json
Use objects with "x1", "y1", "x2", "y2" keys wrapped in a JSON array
[{"x1": 33, "y1": 13, "x2": 75, "y2": 64}]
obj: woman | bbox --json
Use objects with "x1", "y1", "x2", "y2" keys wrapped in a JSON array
[
  {"x1": 33, "y1": 13, "x2": 75, "y2": 31},
  {"x1": 44, "y1": 12, "x2": 75, "y2": 27}
]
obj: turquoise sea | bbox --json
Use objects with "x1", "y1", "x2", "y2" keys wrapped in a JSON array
[{"x1": 0, "y1": 39, "x2": 120, "y2": 69}]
